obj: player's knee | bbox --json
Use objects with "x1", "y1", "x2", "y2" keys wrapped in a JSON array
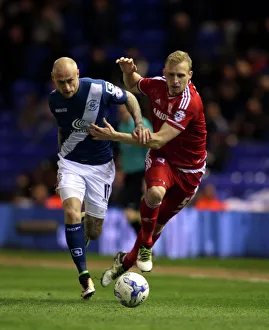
[
  {"x1": 146, "y1": 186, "x2": 166, "y2": 205},
  {"x1": 64, "y1": 207, "x2": 81, "y2": 224},
  {"x1": 84, "y1": 215, "x2": 104, "y2": 240}
]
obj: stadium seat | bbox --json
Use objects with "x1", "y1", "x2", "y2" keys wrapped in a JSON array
[
  {"x1": 104, "y1": 46, "x2": 125, "y2": 61},
  {"x1": 0, "y1": 111, "x2": 13, "y2": 124},
  {"x1": 11, "y1": 80, "x2": 36, "y2": 109},
  {"x1": 25, "y1": 45, "x2": 51, "y2": 79},
  {"x1": 120, "y1": 29, "x2": 140, "y2": 46},
  {"x1": 148, "y1": 61, "x2": 163, "y2": 76},
  {"x1": 69, "y1": 45, "x2": 91, "y2": 75},
  {"x1": 119, "y1": 12, "x2": 137, "y2": 25},
  {"x1": 140, "y1": 29, "x2": 165, "y2": 44}
]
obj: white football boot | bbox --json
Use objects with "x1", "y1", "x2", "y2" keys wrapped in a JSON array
[
  {"x1": 101, "y1": 252, "x2": 127, "y2": 287},
  {"x1": 136, "y1": 246, "x2": 153, "y2": 272},
  {"x1": 79, "y1": 273, "x2": 95, "y2": 299}
]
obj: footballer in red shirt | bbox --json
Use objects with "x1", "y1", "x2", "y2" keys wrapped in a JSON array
[{"x1": 89, "y1": 50, "x2": 207, "y2": 284}]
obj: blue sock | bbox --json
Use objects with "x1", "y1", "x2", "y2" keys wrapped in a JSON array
[{"x1": 65, "y1": 223, "x2": 88, "y2": 275}]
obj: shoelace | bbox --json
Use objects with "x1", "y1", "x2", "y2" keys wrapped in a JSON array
[
  {"x1": 139, "y1": 247, "x2": 152, "y2": 262},
  {"x1": 112, "y1": 266, "x2": 125, "y2": 280},
  {"x1": 93, "y1": 276, "x2": 101, "y2": 281}
]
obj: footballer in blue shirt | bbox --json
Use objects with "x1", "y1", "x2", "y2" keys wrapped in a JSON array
[{"x1": 49, "y1": 57, "x2": 151, "y2": 299}]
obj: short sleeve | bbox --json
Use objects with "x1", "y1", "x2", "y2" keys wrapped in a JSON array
[
  {"x1": 103, "y1": 81, "x2": 127, "y2": 104},
  {"x1": 137, "y1": 78, "x2": 153, "y2": 96}
]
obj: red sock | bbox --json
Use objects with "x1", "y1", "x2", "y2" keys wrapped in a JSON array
[
  {"x1": 152, "y1": 231, "x2": 161, "y2": 245},
  {"x1": 122, "y1": 231, "x2": 162, "y2": 270},
  {"x1": 140, "y1": 197, "x2": 160, "y2": 246},
  {"x1": 122, "y1": 197, "x2": 161, "y2": 270},
  {"x1": 122, "y1": 231, "x2": 143, "y2": 270}
]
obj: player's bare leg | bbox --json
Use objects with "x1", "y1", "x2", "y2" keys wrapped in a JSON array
[
  {"x1": 83, "y1": 214, "x2": 104, "y2": 248},
  {"x1": 81, "y1": 212, "x2": 90, "y2": 247}
]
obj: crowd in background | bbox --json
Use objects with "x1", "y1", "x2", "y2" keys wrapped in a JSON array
[{"x1": 1, "y1": 0, "x2": 269, "y2": 211}]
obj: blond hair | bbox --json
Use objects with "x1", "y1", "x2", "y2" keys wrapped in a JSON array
[{"x1": 165, "y1": 50, "x2": 192, "y2": 71}]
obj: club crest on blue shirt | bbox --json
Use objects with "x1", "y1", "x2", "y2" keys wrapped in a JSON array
[{"x1": 87, "y1": 99, "x2": 99, "y2": 111}]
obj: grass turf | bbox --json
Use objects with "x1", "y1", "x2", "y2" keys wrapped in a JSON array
[
  {"x1": 0, "y1": 262, "x2": 269, "y2": 330},
  {"x1": 2, "y1": 249, "x2": 269, "y2": 270}
]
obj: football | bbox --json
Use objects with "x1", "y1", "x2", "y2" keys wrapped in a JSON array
[{"x1": 114, "y1": 272, "x2": 150, "y2": 308}]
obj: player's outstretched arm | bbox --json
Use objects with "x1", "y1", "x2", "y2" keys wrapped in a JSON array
[
  {"x1": 125, "y1": 91, "x2": 151, "y2": 143},
  {"x1": 116, "y1": 57, "x2": 142, "y2": 94},
  {"x1": 89, "y1": 119, "x2": 180, "y2": 149}
]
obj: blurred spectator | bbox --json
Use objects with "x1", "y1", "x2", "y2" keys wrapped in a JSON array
[
  {"x1": 165, "y1": 11, "x2": 195, "y2": 56},
  {"x1": 12, "y1": 174, "x2": 32, "y2": 206},
  {"x1": 30, "y1": 183, "x2": 49, "y2": 206},
  {"x1": 29, "y1": 182, "x2": 61, "y2": 208},
  {"x1": 235, "y1": 58, "x2": 256, "y2": 104},
  {"x1": 123, "y1": 47, "x2": 151, "y2": 120},
  {"x1": 17, "y1": 92, "x2": 55, "y2": 139},
  {"x1": 217, "y1": 80, "x2": 241, "y2": 122},
  {"x1": 221, "y1": 19, "x2": 241, "y2": 56},
  {"x1": 29, "y1": 3, "x2": 67, "y2": 82},
  {"x1": 234, "y1": 97, "x2": 269, "y2": 141},
  {"x1": 125, "y1": 47, "x2": 149, "y2": 78},
  {"x1": 12, "y1": 158, "x2": 60, "y2": 207},
  {"x1": 205, "y1": 101, "x2": 232, "y2": 172},
  {"x1": 235, "y1": 21, "x2": 260, "y2": 55},
  {"x1": 194, "y1": 183, "x2": 227, "y2": 211},
  {"x1": 196, "y1": 21, "x2": 224, "y2": 61},
  {"x1": 247, "y1": 49, "x2": 268, "y2": 74},
  {"x1": 12, "y1": 0, "x2": 36, "y2": 43},
  {"x1": 2, "y1": 24, "x2": 27, "y2": 106},
  {"x1": 45, "y1": 193, "x2": 62, "y2": 209},
  {"x1": 258, "y1": 17, "x2": 269, "y2": 53},
  {"x1": 255, "y1": 74, "x2": 269, "y2": 113},
  {"x1": 83, "y1": 0, "x2": 119, "y2": 47},
  {"x1": 32, "y1": 3, "x2": 63, "y2": 46},
  {"x1": 87, "y1": 47, "x2": 115, "y2": 82}
]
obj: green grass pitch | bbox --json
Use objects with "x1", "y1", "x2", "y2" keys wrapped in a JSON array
[{"x1": 0, "y1": 251, "x2": 269, "y2": 330}]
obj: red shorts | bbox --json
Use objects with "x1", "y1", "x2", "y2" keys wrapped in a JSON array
[{"x1": 145, "y1": 151, "x2": 204, "y2": 225}]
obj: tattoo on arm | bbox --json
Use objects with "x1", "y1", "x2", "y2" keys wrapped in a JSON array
[{"x1": 125, "y1": 91, "x2": 143, "y2": 127}]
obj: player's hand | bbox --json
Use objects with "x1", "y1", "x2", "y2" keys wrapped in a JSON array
[
  {"x1": 116, "y1": 57, "x2": 137, "y2": 74},
  {"x1": 132, "y1": 124, "x2": 152, "y2": 144},
  {"x1": 89, "y1": 119, "x2": 118, "y2": 141}
]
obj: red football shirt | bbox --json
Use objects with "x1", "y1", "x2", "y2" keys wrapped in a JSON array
[{"x1": 138, "y1": 77, "x2": 207, "y2": 171}]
